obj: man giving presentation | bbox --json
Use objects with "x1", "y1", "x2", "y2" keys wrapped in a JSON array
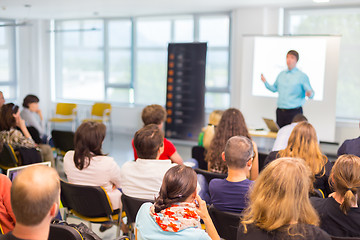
[{"x1": 261, "y1": 50, "x2": 314, "y2": 128}]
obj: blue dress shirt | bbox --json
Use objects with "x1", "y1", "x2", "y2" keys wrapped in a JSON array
[{"x1": 264, "y1": 67, "x2": 314, "y2": 109}]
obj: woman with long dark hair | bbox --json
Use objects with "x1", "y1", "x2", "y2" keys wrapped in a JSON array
[
  {"x1": 135, "y1": 165, "x2": 219, "y2": 240},
  {"x1": 205, "y1": 108, "x2": 258, "y2": 180},
  {"x1": 63, "y1": 121, "x2": 121, "y2": 231},
  {"x1": 0, "y1": 103, "x2": 54, "y2": 164}
]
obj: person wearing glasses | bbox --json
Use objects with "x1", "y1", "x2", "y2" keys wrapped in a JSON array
[{"x1": 209, "y1": 136, "x2": 254, "y2": 213}]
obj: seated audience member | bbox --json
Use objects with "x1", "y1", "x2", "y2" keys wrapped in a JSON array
[
  {"x1": 337, "y1": 122, "x2": 360, "y2": 157},
  {"x1": 264, "y1": 122, "x2": 332, "y2": 196},
  {"x1": 0, "y1": 103, "x2": 54, "y2": 165},
  {"x1": 238, "y1": 157, "x2": 331, "y2": 240},
  {"x1": 0, "y1": 174, "x2": 16, "y2": 234},
  {"x1": 206, "y1": 108, "x2": 258, "y2": 180},
  {"x1": 121, "y1": 124, "x2": 177, "y2": 200},
  {"x1": 20, "y1": 94, "x2": 47, "y2": 143},
  {"x1": 135, "y1": 165, "x2": 220, "y2": 240},
  {"x1": 64, "y1": 121, "x2": 121, "y2": 232},
  {"x1": 209, "y1": 136, "x2": 253, "y2": 213},
  {"x1": 198, "y1": 110, "x2": 223, "y2": 150},
  {"x1": 0, "y1": 91, "x2": 5, "y2": 109},
  {"x1": 272, "y1": 114, "x2": 307, "y2": 151},
  {"x1": 0, "y1": 165, "x2": 60, "y2": 240},
  {"x1": 311, "y1": 154, "x2": 360, "y2": 237},
  {"x1": 131, "y1": 104, "x2": 183, "y2": 164}
]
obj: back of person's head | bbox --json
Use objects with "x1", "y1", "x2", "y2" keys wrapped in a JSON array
[
  {"x1": 141, "y1": 104, "x2": 166, "y2": 126},
  {"x1": 11, "y1": 165, "x2": 60, "y2": 226},
  {"x1": 224, "y1": 136, "x2": 254, "y2": 169},
  {"x1": 208, "y1": 110, "x2": 223, "y2": 126},
  {"x1": 279, "y1": 121, "x2": 326, "y2": 177},
  {"x1": 330, "y1": 154, "x2": 360, "y2": 214},
  {"x1": 292, "y1": 114, "x2": 308, "y2": 123},
  {"x1": 154, "y1": 165, "x2": 197, "y2": 213},
  {"x1": 134, "y1": 124, "x2": 164, "y2": 159},
  {"x1": 74, "y1": 121, "x2": 106, "y2": 170},
  {"x1": 0, "y1": 103, "x2": 19, "y2": 131},
  {"x1": 287, "y1": 50, "x2": 299, "y2": 62},
  {"x1": 206, "y1": 108, "x2": 251, "y2": 163},
  {"x1": 241, "y1": 157, "x2": 319, "y2": 233},
  {"x1": 22, "y1": 94, "x2": 39, "y2": 108}
]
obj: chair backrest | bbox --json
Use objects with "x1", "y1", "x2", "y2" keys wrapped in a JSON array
[
  {"x1": 194, "y1": 168, "x2": 227, "y2": 185},
  {"x1": 191, "y1": 146, "x2": 207, "y2": 170},
  {"x1": 208, "y1": 205, "x2": 241, "y2": 240},
  {"x1": 60, "y1": 180, "x2": 113, "y2": 218},
  {"x1": 51, "y1": 130, "x2": 75, "y2": 153},
  {"x1": 27, "y1": 126, "x2": 42, "y2": 144},
  {"x1": 331, "y1": 236, "x2": 360, "y2": 240},
  {"x1": 55, "y1": 103, "x2": 77, "y2": 116},
  {"x1": 258, "y1": 152, "x2": 269, "y2": 173},
  {"x1": 48, "y1": 224, "x2": 83, "y2": 240},
  {"x1": 0, "y1": 143, "x2": 18, "y2": 170},
  {"x1": 121, "y1": 194, "x2": 154, "y2": 224},
  {"x1": 91, "y1": 103, "x2": 112, "y2": 117}
]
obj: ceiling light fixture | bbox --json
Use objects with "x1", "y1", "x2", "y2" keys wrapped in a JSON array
[{"x1": 313, "y1": 0, "x2": 330, "y2": 3}]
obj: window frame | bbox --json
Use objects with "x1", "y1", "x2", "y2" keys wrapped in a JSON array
[
  {"x1": 53, "y1": 12, "x2": 231, "y2": 109},
  {"x1": 283, "y1": 6, "x2": 360, "y2": 120},
  {"x1": 0, "y1": 18, "x2": 17, "y2": 101}
]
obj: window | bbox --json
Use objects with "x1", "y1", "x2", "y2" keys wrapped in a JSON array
[
  {"x1": 54, "y1": 14, "x2": 231, "y2": 109},
  {"x1": 285, "y1": 8, "x2": 360, "y2": 119},
  {"x1": 0, "y1": 19, "x2": 17, "y2": 100}
]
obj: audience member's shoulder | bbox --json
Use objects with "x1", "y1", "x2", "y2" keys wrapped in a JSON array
[
  {"x1": 209, "y1": 178, "x2": 225, "y2": 187},
  {"x1": 0, "y1": 232, "x2": 24, "y2": 240},
  {"x1": 303, "y1": 224, "x2": 331, "y2": 240},
  {"x1": 310, "y1": 196, "x2": 327, "y2": 208}
]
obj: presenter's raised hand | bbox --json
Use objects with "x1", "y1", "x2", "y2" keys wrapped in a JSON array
[{"x1": 261, "y1": 74, "x2": 266, "y2": 83}]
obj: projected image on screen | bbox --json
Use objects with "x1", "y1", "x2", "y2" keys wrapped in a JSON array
[{"x1": 252, "y1": 37, "x2": 326, "y2": 101}]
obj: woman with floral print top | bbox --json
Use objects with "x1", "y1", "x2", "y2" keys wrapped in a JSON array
[
  {"x1": 0, "y1": 103, "x2": 54, "y2": 165},
  {"x1": 135, "y1": 165, "x2": 220, "y2": 240}
]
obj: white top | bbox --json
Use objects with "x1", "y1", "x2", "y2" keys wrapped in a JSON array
[
  {"x1": 272, "y1": 122, "x2": 298, "y2": 151},
  {"x1": 64, "y1": 150, "x2": 122, "y2": 209},
  {"x1": 120, "y1": 159, "x2": 177, "y2": 200}
]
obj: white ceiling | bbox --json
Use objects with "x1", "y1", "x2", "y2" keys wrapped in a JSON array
[{"x1": 0, "y1": 0, "x2": 359, "y2": 19}]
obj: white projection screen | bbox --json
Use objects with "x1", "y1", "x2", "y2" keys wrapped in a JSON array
[{"x1": 240, "y1": 36, "x2": 341, "y2": 142}]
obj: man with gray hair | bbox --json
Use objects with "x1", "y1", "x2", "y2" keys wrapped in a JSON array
[
  {"x1": 209, "y1": 136, "x2": 254, "y2": 213},
  {"x1": 0, "y1": 165, "x2": 60, "y2": 240}
]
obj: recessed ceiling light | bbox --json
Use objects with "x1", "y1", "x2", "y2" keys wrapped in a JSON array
[{"x1": 313, "y1": 0, "x2": 330, "y2": 3}]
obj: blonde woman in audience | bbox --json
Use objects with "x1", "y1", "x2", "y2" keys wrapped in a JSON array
[
  {"x1": 205, "y1": 108, "x2": 258, "y2": 180},
  {"x1": 198, "y1": 110, "x2": 223, "y2": 150},
  {"x1": 264, "y1": 121, "x2": 332, "y2": 196},
  {"x1": 238, "y1": 157, "x2": 331, "y2": 240},
  {"x1": 64, "y1": 121, "x2": 121, "y2": 232},
  {"x1": 311, "y1": 154, "x2": 360, "y2": 237},
  {"x1": 135, "y1": 165, "x2": 219, "y2": 240}
]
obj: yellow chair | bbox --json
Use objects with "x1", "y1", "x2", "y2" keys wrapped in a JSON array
[
  {"x1": 49, "y1": 103, "x2": 77, "y2": 132},
  {"x1": 82, "y1": 102, "x2": 113, "y2": 139}
]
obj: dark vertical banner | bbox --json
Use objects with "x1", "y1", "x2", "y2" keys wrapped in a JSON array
[{"x1": 165, "y1": 42, "x2": 207, "y2": 141}]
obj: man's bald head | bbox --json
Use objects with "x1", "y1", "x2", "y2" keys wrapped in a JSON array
[
  {"x1": 11, "y1": 165, "x2": 60, "y2": 226},
  {"x1": 224, "y1": 136, "x2": 254, "y2": 169}
]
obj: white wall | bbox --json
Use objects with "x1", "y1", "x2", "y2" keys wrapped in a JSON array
[{"x1": 15, "y1": 9, "x2": 359, "y2": 144}]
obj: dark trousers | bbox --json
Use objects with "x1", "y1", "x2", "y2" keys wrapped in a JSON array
[{"x1": 276, "y1": 107, "x2": 303, "y2": 128}]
